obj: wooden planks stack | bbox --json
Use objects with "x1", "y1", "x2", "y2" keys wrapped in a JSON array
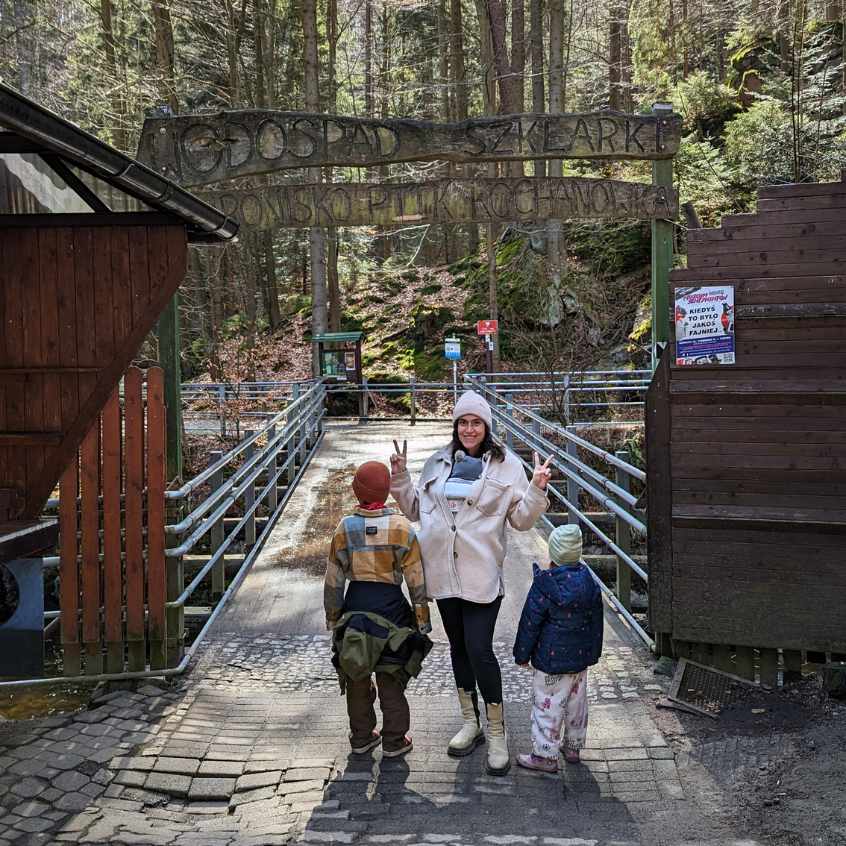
[
  {"x1": 647, "y1": 174, "x2": 846, "y2": 683},
  {"x1": 59, "y1": 368, "x2": 166, "y2": 676}
]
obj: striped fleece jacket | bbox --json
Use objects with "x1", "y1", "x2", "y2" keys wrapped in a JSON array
[{"x1": 324, "y1": 506, "x2": 430, "y2": 630}]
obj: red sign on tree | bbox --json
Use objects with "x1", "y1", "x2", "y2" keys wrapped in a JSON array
[{"x1": 476, "y1": 319, "x2": 499, "y2": 335}]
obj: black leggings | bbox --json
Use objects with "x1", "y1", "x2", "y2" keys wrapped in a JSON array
[{"x1": 437, "y1": 596, "x2": 503, "y2": 705}]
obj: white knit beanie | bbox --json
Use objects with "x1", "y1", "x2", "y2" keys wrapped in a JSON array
[
  {"x1": 452, "y1": 391, "x2": 492, "y2": 429},
  {"x1": 548, "y1": 524, "x2": 583, "y2": 565}
]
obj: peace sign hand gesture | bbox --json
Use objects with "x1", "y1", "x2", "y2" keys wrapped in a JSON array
[
  {"x1": 531, "y1": 451, "x2": 553, "y2": 490},
  {"x1": 391, "y1": 439, "x2": 408, "y2": 476}
]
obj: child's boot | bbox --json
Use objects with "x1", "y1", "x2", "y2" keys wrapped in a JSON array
[
  {"x1": 448, "y1": 688, "x2": 485, "y2": 757},
  {"x1": 484, "y1": 702, "x2": 510, "y2": 776},
  {"x1": 517, "y1": 753, "x2": 558, "y2": 774}
]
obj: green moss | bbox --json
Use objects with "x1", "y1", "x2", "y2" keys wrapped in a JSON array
[
  {"x1": 282, "y1": 294, "x2": 312, "y2": 317},
  {"x1": 564, "y1": 222, "x2": 650, "y2": 278},
  {"x1": 420, "y1": 283, "x2": 443, "y2": 295},
  {"x1": 413, "y1": 349, "x2": 444, "y2": 380},
  {"x1": 629, "y1": 295, "x2": 652, "y2": 343}
]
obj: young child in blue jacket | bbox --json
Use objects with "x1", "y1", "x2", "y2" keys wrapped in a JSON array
[{"x1": 513, "y1": 524, "x2": 603, "y2": 772}]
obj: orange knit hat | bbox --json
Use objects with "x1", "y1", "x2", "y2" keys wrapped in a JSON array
[{"x1": 352, "y1": 461, "x2": 391, "y2": 505}]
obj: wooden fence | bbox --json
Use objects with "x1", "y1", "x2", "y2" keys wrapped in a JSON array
[{"x1": 59, "y1": 366, "x2": 166, "y2": 676}]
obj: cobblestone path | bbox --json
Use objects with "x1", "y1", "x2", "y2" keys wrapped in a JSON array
[{"x1": 0, "y1": 423, "x2": 769, "y2": 846}]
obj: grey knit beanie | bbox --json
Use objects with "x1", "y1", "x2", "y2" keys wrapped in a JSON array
[
  {"x1": 548, "y1": 524, "x2": 583, "y2": 565},
  {"x1": 452, "y1": 391, "x2": 492, "y2": 429}
]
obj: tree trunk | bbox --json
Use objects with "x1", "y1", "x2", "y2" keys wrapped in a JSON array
[
  {"x1": 379, "y1": 2, "x2": 392, "y2": 260},
  {"x1": 485, "y1": 0, "x2": 519, "y2": 112},
  {"x1": 243, "y1": 234, "x2": 258, "y2": 339},
  {"x1": 450, "y1": 0, "x2": 468, "y2": 120},
  {"x1": 326, "y1": 0, "x2": 341, "y2": 330},
  {"x1": 263, "y1": 232, "x2": 281, "y2": 330},
  {"x1": 365, "y1": 0, "x2": 374, "y2": 117},
  {"x1": 609, "y1": 2, "x2": 622, "y2": 110},
  {"x1": 511, "y1": 0, "x2": 526, "y2": 113},
  {"x1": 547, "y1": 0, "x2": 565, "y2": 320},
  {"x1": 301, "y1": 0, "x2": 328, "y2": 375},
  {"x1": 437, "y1": 0, "x2": 452, "y2": 120},
  {"x1": 621, "y1": 0, "x2": 633, "y2": 111},
  {"x1": 531, "y1": 0, "x2": 545, "y2": 177},
  {"x1": 254, "y1": 0, "x2": 267, "y2": 107},
  {"x1": 99, "y1": 0, "x2": 126, "y2": 150},
  {"x1": 327, "y1": 230, "x2": 341, "y2": 330},
  {"x1": 223, "y1": 0, "x2": 247, "y2": 105},
  {"x1": 152, "y1": 0, "x2": 178, "y2": 113}
]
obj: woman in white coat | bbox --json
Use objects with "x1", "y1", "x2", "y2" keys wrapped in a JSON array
[{"x1": 390, "y1": 390, "x2": 551, "y2": 775}]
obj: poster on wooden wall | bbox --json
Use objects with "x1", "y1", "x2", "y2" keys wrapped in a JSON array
[{"x1": 674, "y1": 285, "x2": 735, "y2": 366}]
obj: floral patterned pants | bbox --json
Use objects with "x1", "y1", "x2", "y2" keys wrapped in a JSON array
[{"x1": 530, "y1": 668, "x2": 589, "y2": 758}]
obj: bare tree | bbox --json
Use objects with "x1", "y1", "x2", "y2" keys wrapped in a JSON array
[
  {"x1": 301, "y1": 0, "x2": 329, "y2": 373},
  {"x1": 151, "y1": 0, "x2": 178, "y2": 113}
]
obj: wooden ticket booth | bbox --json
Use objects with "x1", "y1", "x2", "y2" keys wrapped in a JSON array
[{"x1": 0, "y1": 83, "x2": 238, "y2": 677}]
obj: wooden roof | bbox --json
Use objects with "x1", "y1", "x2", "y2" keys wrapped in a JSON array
[
  {"x1": 0, "y1": 83, "x2": 239, "y2": 244},
  {"x1": 0, "y1": 86, "x2": 239, "y2": 523}
]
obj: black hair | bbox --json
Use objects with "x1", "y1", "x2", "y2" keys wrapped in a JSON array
[{"x1": 450, "y1": 421, "x2": 505, "y2": 462}]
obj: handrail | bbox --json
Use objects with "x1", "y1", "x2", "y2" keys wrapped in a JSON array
[
  {"x1": 465, "y1": 376, "x2": 646, "y2": 482},
  {"x1": 463, "y1": 375, "x2": 651, "y2": 649},
  {"x1": 166, "y1": 383, "x2": 323, "y2": 500},
  {"x1": 5, "y1": 425, "x2": 325, "y2": 690}
]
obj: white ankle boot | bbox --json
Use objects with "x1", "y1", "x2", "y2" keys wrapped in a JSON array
[
  {"x1": 447, "y1": 688, "x2": 484, "y2": 757},
  {"x1": 485, "y1": 702, "x2": 510, "y2": 775}
]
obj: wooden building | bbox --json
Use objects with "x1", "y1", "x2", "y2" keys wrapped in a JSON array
[
  {"x1": 0, "y1": 82, "x2": 238, "y2": 524},
  {"x1": 646, "y1": 173, "x2": 846, "y2": 679}
]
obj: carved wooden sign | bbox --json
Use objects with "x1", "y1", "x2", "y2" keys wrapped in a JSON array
[
  {"x1": 139, "y1": 111, "x2": 682, "y2": 187},
  {"x1": 201, "y1": 177, "x2": 678, "y2": 229}
]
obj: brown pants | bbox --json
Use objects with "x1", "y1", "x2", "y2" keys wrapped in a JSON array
[{"x1": 346, "y1": 672, "x2": 409, "y2": 752}]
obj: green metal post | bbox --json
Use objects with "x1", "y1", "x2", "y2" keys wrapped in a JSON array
[
  {"x1": 651, "y1": 106, "x2": 675, "y2": 369},
  {"x1": 157, "y1": 293, "x2": 184, "y2": 481}
]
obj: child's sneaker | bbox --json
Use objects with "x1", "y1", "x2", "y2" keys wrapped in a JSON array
[
  {"x1": 382, "y1": 735, "x2": 413, "y2": 758},
  {"x1": 563, "y1": 748, "x2": 581, "y2": 764},
  {"x1": 350, "y1": 730, "x2": 381, "y2": 754},
  {"x1": 516, "y1": 753, "x2": 558, "y2": 773}
]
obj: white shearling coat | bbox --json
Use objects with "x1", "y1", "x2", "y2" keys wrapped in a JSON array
[{"x1": 390, "y1": 445, "x2": 548, "y2": 603}]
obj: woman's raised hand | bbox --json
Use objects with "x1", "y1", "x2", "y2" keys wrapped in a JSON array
[
  {"x1": 531, "y1": 451, "x2": 553, "y2": 490},
  {"x1": 390, "y1": 439, "x2": 408, "y2": 475}
]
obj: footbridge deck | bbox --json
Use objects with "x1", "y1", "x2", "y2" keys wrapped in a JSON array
[{"x1": 0, "y1": 421, "x2": 770, "y2": 845}]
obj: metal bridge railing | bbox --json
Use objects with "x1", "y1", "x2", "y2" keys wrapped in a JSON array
[
  {"x1": 323, "y1": 371, "x2": 650, "y2": 425},
  {"x1": 465, "y1": 375, "x2": 652, "y2": 649},
  {"x1": 181, "y1": 379, "x2": 316, "y2": 437},
  {"x1": 25, "y1": 382, "x2": 326, "y2": 688},
  {"x1": 466, "y1": 371, "x2": 651, "y2": 424},
  {"x1": 162, "y1": 382, "x2": 326, "y2": 655}
]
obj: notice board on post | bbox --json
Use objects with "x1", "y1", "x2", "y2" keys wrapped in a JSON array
[{"x1": 646, "y1": 174, "x2": 846, "y2": 663}]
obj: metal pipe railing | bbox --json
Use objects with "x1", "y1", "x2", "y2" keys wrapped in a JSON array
[
  {"x1": 466, "y1": 377, "x2": 645, "y2": 483},
  {"x1": 0, "y1": 428, "x2": 325, "y2": 690},
  {"x1": 464, "y1": 378, "x2": 651, "y2": 647},
  {"x1": 24, "y1": 381, "x2": 327, "y2": 685}
]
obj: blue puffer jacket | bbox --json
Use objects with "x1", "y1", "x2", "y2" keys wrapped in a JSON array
[{"x1": 513, "y1": 562, "x2": 603, "y2": 674}]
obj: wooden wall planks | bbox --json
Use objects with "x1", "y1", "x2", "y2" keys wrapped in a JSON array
[
  {"x1": 0, "y1": 222, "x2": 186, "y2": 521},
  {"x1": 647, "y1": 173, "x2": 846, "y2": 660}
]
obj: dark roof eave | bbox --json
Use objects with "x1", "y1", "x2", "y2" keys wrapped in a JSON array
[{"x1": 0, "y1": 83, "x2": 238, "y2": 243}]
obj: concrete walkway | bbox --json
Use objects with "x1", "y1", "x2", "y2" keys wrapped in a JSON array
[{"x1": 0, "y1": 422, "x2": 765, "y2": 846}]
